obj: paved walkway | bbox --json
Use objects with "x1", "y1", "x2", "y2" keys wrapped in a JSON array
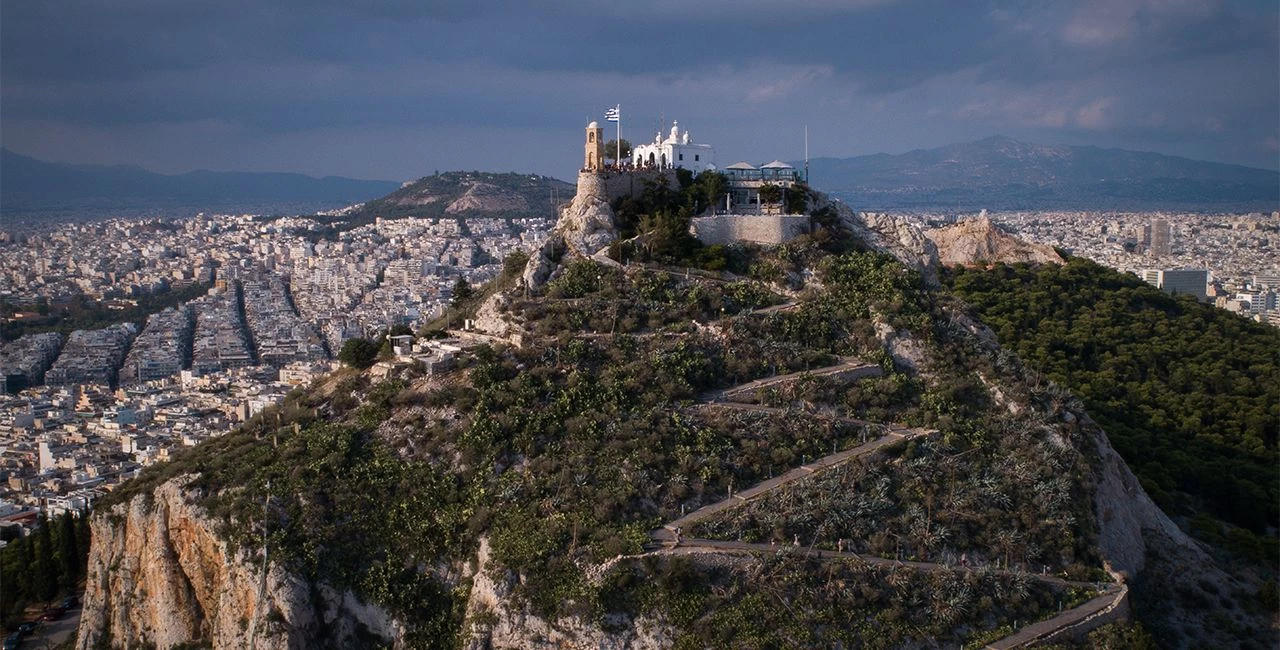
[
  {"x1": 652, "y1": 427, "x2": 929, "y2": 542},
  {"x1": 618, "y1": 306, "x2": 1129, "y2": 648},
  {"x1": 751, "y1": 301, "x2": 799, "y2": 315},
  {"x1": 702, "y1": 359, "x2": 884, "y2": 403},
  {"x1": 626, "y1": 261, "x2": 733, "y2": 285},
  {"x1": 647, "y1": 538, "x2": 1100, "y2": 591},
  {"x1": 692, "y1": 402, "x2": 887, "y2": 430},
  {"x1": 984, "y1": 586, "x2": 1128, "y2": 649}
]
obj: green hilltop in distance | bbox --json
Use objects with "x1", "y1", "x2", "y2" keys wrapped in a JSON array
[{"x1": 343, "y1": 171, "x2": 574, "y2": 222}]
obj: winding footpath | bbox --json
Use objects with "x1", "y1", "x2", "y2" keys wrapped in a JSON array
[
  {"x1": 983, "y1": 586, "x2": 1128, "y2": 649},
  {"x1": 693, "y1": 401, "x2": 889, "y2": 431},
  {"x1": 650, "y1": 427, "x2": 930, "y2": 541},
  {"x1": 634, "y1": 361, "x2": 1127, "y2": 648},
  {"x1": 701, "y1": 358, "x2": 884, "y2": 403}
]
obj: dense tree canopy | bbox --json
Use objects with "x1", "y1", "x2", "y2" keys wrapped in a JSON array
[
  {"x1": 0, "y1": 511, "x2": 89, "y2": 627},
  {"x1": 337, "y1": 337, "x2": 379, "y2": 369},
  {"x1": 603, "y1": 139, "x2": 632, "y2": 163},
  {"x1": 946, "y1": 258, "x2": 1280, "y2": 555}
]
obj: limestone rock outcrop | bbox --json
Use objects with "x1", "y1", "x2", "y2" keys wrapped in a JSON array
[
  {"x1": 77, "y1": 478, "x2": 402, "y2": 649},
  {"x1": 1086, "y1": 413, "x2": 1208, "y2": 576},
  {"x1": 520, "y1": 172, "x2": 623, "y2": 292},
  {"x1": 816, "y1": 196, "x2": 941, "y2": 286},
  {"x1": 556, "y1": 181, "x2": 619, "y2": 258},
  {"x1": 924, "y1": 217, "x2": 1064, "y2": 267},
  {"x1": 521, "y1": 236, "x2": 563, "y2": 291},
  {"x1": 461, "y1": 539, "x2": 672, "y2": 650}
]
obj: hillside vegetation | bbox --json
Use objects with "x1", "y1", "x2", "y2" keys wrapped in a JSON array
[
  {"x1": 945, "y1": 258, "x2": 1279, "y2": 565},
  {"x1": 103, "y1": 238, "x2": 1122, "y2": 647}
]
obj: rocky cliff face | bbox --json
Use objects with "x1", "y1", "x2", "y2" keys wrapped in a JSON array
[
  {"x1": 1087, "y1": 413, "x2": 1207, "y2": 578},
  {"x1": 924, "y1": 217, "x2": 1064, "y2": 267},
  {"x1": 815, "y1": 196, "x2": 941, "y2": 285},
  {"x1": 460, "y1": 538, "x2": 672, "y2": 650},
  {"x1": 77, "y1": 478, "x2": 402, "y2": 649},
  {"x1": 553, "y1": 173, "x2": 621, "y2": 258},
  {"x1": 518, "y1": 172, "x2": 623, "y2": 295}
]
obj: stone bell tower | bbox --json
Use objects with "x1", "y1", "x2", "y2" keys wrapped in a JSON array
[{"x1": 584, "y1": 121, "x2": 604, "y2": 172}]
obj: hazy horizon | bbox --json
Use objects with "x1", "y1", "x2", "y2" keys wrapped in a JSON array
[{"x1": 6, "y1": 131, "x2": 1278, "y2": 186}]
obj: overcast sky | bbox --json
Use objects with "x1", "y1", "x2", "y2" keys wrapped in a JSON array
[{"x1": 3, "y1": 0, "x2": 1277, "y2": 181}]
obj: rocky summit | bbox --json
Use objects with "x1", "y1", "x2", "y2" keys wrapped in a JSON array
[{"x1": 925, "y1": 217, "x2": 1065, "y2": 267}]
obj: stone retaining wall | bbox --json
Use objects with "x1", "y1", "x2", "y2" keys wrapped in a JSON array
[
  {"x1": 690, "y1": 214, "x2": 810, "y2": 245},
  {"x1": 1031, "y1": 587, "x2": 1130, "y2": 647}
]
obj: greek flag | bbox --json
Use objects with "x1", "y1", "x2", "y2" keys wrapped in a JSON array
[{"x1": 605, "y1": 105, "x2": 620, "y2": 122}]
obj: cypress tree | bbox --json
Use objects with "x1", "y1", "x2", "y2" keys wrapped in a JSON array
[
  {"x1": 58, "y1": 512, "x2": 80, "y2": 590},
  {"x1": 20, "y1": 533, "x2": 36, "y2": 598},
  {"x1": 76, "y1": 508, "x2": 93, "y2": 573},
  {"x1": 34, "y1": 513, "x2": 57, "y2": 602}
]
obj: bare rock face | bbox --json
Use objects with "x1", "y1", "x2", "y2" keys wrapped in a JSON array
[
  {"x1": 468, "y1": 291, "x2": 524, "y2": 345},
  {"x1": 521, "y1": 236, "x2": 563, "y2": 291},
  {"x1": 924, "y1": 217, "x2": 1064, "y2": 267},
  {"x1": 520, "y1": 172, "x2": 621, "y2": 291},
  {"x1": 817, "y1": 197, "x2": 941, "y2": 286},
  {"x1": 557, "y1": 193, "x2": 618, "y2": 258},
  {"x1": 77, "y1": 478, "x2": 402, "y2": 649},
  {"x1": 460, "y1": 538, "x2": 674, "y2": 650},
  {"x1": 1085, "y1": 414, "x2": 1208, "y2": 577}
]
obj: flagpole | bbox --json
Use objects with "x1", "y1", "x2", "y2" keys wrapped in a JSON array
[{"x1": 616, "y1": 104, "x2": 622, "y2": 168}]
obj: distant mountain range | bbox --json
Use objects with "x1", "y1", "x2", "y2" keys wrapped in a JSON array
[
  {"x1": 0, "y1": 148, "x2": 401, "y2": 220},
  {"x1": 802, "y1": 136, "x2": 1279, "y2": 211},
  {"x1": 5, "y1": 136, "x2": 1276, "y2": 221}
]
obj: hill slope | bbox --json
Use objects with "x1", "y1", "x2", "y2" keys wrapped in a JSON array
[
  {"x1": 806, "y1": 136, "x2": 1279, "y2": 211},
  {"x1": 945, "y1": 257, "x2": 1280, "y2": 646},
  {"x1": 0, "y1": 148, "x2": 400, "y2": 218},
  {"x1": 71, "y1": 186, "x2": 1272, "y2": 649},
  {"x1": 344, "y1": 171, "x2": 574, "y2": 222}
]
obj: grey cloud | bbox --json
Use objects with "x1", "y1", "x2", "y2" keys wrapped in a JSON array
[{"x1": 1, "y1": 0, "x2": 1275, "y2": 176}]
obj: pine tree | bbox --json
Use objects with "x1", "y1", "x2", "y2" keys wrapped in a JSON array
[
  {"x1": 58, "y1": 512, "x2": 80, "y2": 590},
  {"x1": 450, "y1": 277, "x2": 473, "y2": 306}
]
